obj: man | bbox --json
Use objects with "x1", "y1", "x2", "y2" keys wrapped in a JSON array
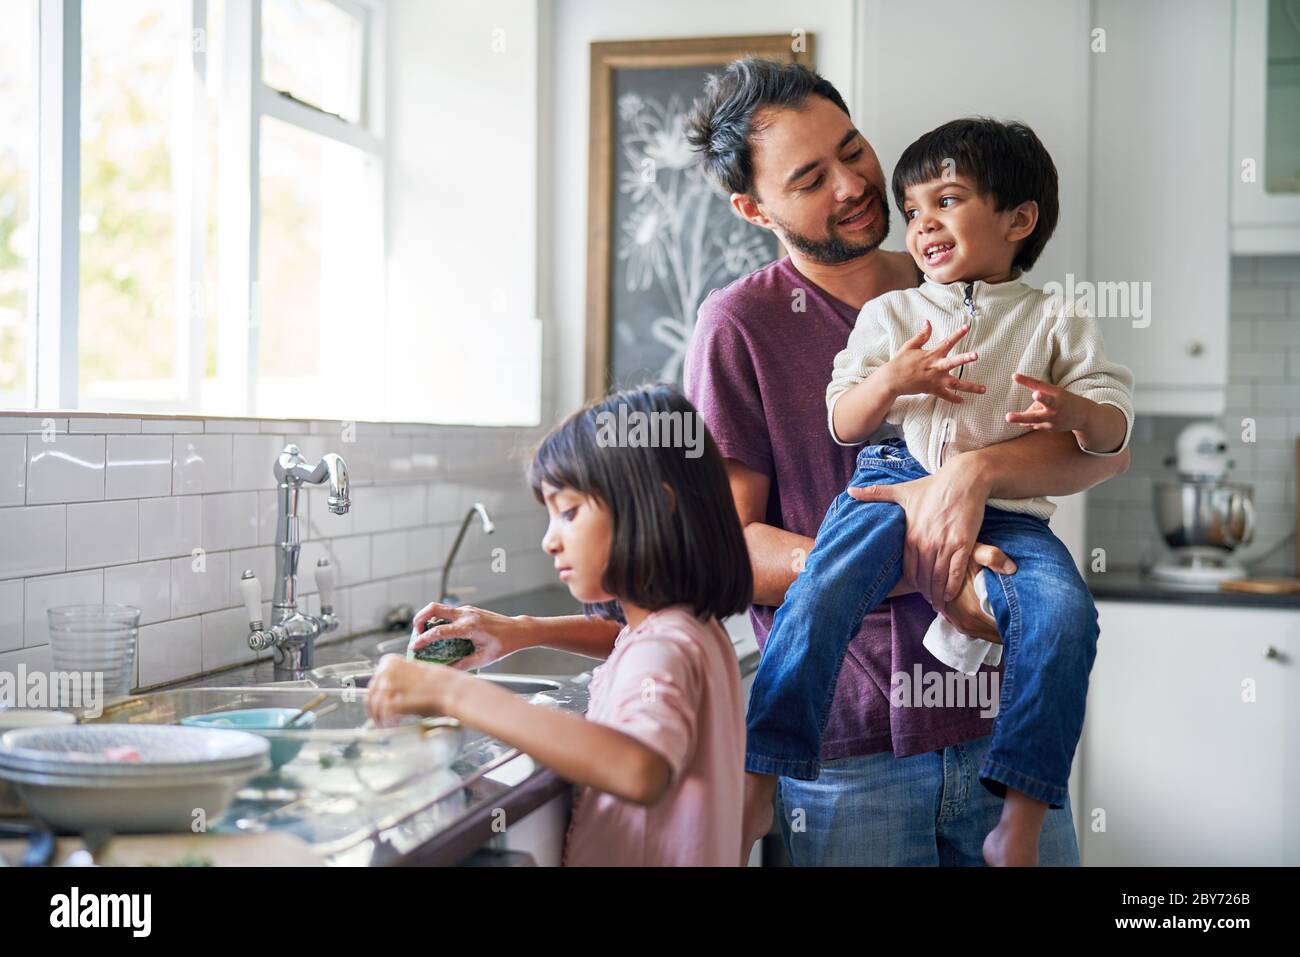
[{"x1": 682, "y1": 59, "x2": 1128, "y2": 865}]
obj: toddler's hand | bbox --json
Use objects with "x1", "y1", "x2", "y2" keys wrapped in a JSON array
[
  {"x1": 883, "y1": 320, "x2": 986, "y2": 403},
  {"x1": 1006, "y1": 373, "x2": 1088, "y2": 433}
]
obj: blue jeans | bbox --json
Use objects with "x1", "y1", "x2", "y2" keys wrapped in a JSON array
[
  {"x1": 774, "y1": 735, "x2": 1082, "y2": 865},
  {"x1": 746, "y1": 437, "x2": 1099, "y2": 808}
]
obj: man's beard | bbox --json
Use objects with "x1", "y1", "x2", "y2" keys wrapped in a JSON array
[{"x1": 769, "y1": 185, "x2": 891, "y2": 265}]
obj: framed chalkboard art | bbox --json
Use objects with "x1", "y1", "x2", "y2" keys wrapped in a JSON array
[{"x1": 585, "y1": 34, "x2": 814, "y2": 400}]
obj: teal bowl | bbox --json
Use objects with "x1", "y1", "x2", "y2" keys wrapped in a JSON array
[{"x1": 180, "y1": 708, "x2": 317, "y2": 769}]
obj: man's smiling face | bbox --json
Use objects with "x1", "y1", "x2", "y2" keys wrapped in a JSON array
[{"x1": 737, "y1": 95, "x2": 890, "y2": 264}]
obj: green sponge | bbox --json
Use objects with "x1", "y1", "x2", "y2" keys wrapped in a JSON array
[{"x1": 406, "y1": 619, "x2": 474, "y2": 665}]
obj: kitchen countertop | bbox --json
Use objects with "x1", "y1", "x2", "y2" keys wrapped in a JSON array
[
  {"x1": 143, "y1": 587, "x2": 761, "y2": 866},
  {"x1": 1087, "y1": 569, "x2": 1300, "y2": 609}
]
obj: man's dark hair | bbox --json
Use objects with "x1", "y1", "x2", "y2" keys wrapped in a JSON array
[
  {"x1": 891, "y1": 117, "x2": 1059, "y2": 272},
  {"x1": 527, "y1": 383, "x2": 753, "y2": 625},
  {"x1": 685, "y1": 57, "x2": 850, "y2": 197}
]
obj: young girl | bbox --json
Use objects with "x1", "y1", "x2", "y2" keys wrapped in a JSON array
[{"x1": 366, "y1": 384, "x2": 753, "y2": 866}]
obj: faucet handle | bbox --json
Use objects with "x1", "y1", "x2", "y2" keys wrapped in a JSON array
[
  {"x1": 239, "y1": 570, "x2": 264, "y2": 627},
  {"x1": 314, "y1": 558, "x2": 336, "y2": 613}
]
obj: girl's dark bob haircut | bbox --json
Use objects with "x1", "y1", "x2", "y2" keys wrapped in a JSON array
[{"x1": 527, "y1": 383, "x2": 753, "y2": 624}]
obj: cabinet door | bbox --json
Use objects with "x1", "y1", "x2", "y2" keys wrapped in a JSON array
[
  {"x1": 1231, "y1": 0, "x2": 1300, "y2": 252},
  {"x1": 1090, "y1": 0, "x2": 1231, "y2": 413},
  {"x1": 1080, "y1": 601, "x2": 1296, "y2": 865}
]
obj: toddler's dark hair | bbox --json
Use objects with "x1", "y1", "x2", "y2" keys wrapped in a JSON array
[
  {"x1": 527, "y1": 383, "x2": 753, "y2": 624},
  {"x1": 891, "y1": 117, "x2": 1059, "y2": 272}
]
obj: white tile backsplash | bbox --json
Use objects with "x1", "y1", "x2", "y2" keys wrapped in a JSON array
[
  {"x1": 138, "y1": 616, "x2": 204, "y2": 687},
  {"x1": 23, "y1": 569, "x2": 103, "y2": 648},
  {"x1": 200, "y1": 604, "x2": 257, "y2": 672},
  {"x1": 170, "y1": 551, "x2": 231, "y2": 618},
  {"x1": 200, "y1": 491, "x2": 260, "y2": 551},
  {"x1": 0, "y1": 579, "x2": 22, "y2": 653},
  {"x1": 138, "y1": 496, "x2": 203, "y2": 561},
  {"x1": 202, "y1": 418, "x2": 262, "y2": 434},
  {"x1": 1, "y1": 411, "x2": 554, "y2": 692},
  {"x1": 0, "y1": 417, "x2": 66, "y2": 434},
  {"x1": 103, "y1": 560, "x2": 172, "y2": 626},
  {"x1": 0, "y1": 435, "x2": 26, "y2": 506},
  {"x1": 105, "y1": 434, "x2": 174, "y2": 499},
  {"x1": 26, "y1": 435, "x2": 105, "y2": 504},
  {"x1": 66, "y1": 500, "x2": 139, "y2": 570},
  {"x1": 69, "y1": 417, "x2": 141, "y2": 434},
  {"x1": 144, "y1": 418, "x2": 201, "y2": 434},
  {"x1": 232, "y1": 433, "x2": 282, "y2": 490},
  {"x1": 0, "y1": 505, "x2": 67, "y2": 578},
  {"x1": 172, "y1": 434, "x2": 234, "y2": 494}
]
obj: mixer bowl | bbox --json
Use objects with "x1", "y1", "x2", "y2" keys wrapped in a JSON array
[{"x1": 1153, "y1": 480, "x2": 1255, "y2": 551}]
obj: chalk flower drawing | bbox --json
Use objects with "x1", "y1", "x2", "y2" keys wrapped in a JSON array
[{"x1": 614, "y1": 92, "x2": 771, "y2": 383}]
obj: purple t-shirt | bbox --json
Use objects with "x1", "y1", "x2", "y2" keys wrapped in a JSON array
[{"x1": 683, "y1": 256, "x2": 996, "y2": 760}]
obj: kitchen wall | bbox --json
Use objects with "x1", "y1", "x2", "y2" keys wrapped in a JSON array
[
  {"x1": 386, "y1": 0, "x2": 546, "y2": 428},
  {"x1": 0, "y1": 414, "x2": 554, "y2": 690},
  {"x1": 1085, "y1": 255, "x2": 1300, "y2": 575}
]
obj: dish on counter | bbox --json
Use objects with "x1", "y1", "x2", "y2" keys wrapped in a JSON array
[{"x1": 180, "y1": 708, "x2": 318, "y2": 769}]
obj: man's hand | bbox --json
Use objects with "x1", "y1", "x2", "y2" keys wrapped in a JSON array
[
  {"x1": 942, "y1": 544, "x2": 1015, "y2": 643},
  {"x1": 882, "y1": 321, "x2": 987, "y2": 403},
  {"x1": 848, "y1": 459, "x2": 1013, "y2": 612}
]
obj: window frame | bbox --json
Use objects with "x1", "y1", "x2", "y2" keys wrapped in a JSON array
[{"x1": 27, "y1": 0, "x2": 386, "y2": 414}]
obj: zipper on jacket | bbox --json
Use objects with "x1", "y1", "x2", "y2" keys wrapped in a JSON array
[{"x1": 938, "y1": 283, "x2": 978, "y2": 468}]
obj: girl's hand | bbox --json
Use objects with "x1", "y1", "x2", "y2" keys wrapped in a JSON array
[
  {"x1": 410, "y1": 601, "x2": 533, "y2": 670},
  {"x1": 1006, "y1": 373, "x2": 1088, "y2": 433},
  {"x1": 882, "y1": 321, "x2": 986, "y2": 403},
  {"x1": 365, "y1": 654, "x2": 465, "y2": 725}
]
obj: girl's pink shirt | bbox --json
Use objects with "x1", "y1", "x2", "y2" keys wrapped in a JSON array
[{"x1": 561, "y1": 605, "x2": 746, "y2": 867}]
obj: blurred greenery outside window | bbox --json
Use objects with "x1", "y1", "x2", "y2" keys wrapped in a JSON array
[{"x1": 0, "y1": 0, "x2": 382, "y2": 418}]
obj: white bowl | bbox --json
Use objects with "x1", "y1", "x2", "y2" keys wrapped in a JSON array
[
  {"x1": 0, "y1": 724, "x2": 269, "y2": 778},
  {"x1": 0, "y1": 709, "x2": 77, "y2": 816},
  {"x1": 3, "y1": 765, "x2": 262, "y2": 833}
]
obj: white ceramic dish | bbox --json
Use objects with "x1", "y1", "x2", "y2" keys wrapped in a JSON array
[
  {"x1": 3, "y1": 765, "x2": 262, "y2": 833},
  {"x1": 0, "y1": 724, "x2": 269, "y2": 777},
  {"x1": 0, "y1": 723, "x2": 269, "y2": 832},
  {"x1": 0, "y1": 709, "x2": 78, "y2": 816}
]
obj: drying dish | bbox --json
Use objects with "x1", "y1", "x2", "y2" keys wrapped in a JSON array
[
  {"x1": 180, "y1": 708, "x2": 317, "y2": 769},
  {"x1": 0, "y1": 724, "x2": 269, "y2": 833}
]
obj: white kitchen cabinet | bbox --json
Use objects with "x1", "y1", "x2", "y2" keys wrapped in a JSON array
[
  {"x1": 1079, "y1": 600, "x2": 1299, "y2": 865},
  {"x1": 1089, "y1": 0, "x2": 1232, "y2": 414},
  {"x1": 1231, "y1": 0, "x2": 1300, "y2": 253}
]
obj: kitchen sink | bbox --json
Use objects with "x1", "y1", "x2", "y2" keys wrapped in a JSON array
[
  {"x1": 307, "y1": 660, "x2": 568, "y2": 696},
  {"x1": 478, "y1": 647, "x2": 602, "y2": 679}
]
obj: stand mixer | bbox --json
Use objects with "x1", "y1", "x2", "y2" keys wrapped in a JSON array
[{"x1": 1149, "y1": 421, "x2": 1256, "y2": 589}]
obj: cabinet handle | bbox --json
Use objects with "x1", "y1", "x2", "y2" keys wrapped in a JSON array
[
  {"x1": 1186, "y1": 340, "x2": 1204, "y2": 357},
  {"x1": 1263, "y1": 645, "x2": 1279, "y2": 659}
]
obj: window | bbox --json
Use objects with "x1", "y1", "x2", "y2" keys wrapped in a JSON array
[
  {"x1": 0, "y1": 0, "x2": 37, "y2": 407},
  {"x1": 4, "y1": 0, "x2": 391, "y2": 419},
  {"x1": 79, "y1": 0, "x2": 191, "y2": 403}
]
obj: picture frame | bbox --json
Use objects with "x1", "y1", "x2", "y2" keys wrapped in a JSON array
[{"x1": 584, "y1": 33, "x2": 815, "y2": 400}]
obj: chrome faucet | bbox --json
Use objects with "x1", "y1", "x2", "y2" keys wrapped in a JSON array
[
  {"x1": 439, "y1": 503, "x2": 495, "y2": 605},
  {"x1": 239, "y1": 444, "x2": 351, "y2": 680}
]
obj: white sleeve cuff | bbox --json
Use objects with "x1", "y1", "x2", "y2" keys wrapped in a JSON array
[
  {"x1": 826, "y1": 390, "x2": 859, "y2": 447},
  {"x1": 1076, "y1": 401, "x2": 1133, "y2": 457}
]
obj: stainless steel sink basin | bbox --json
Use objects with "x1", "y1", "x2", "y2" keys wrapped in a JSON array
[
  {"x1": 478, "y1": 647, "x2": 602, "y2": 679},
  {"x1": 307, "y1": 661, "x2": 567, "y2": 696},
  {"x1": 475, "y1": 675, "x2": 563, "y2": 695}
]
